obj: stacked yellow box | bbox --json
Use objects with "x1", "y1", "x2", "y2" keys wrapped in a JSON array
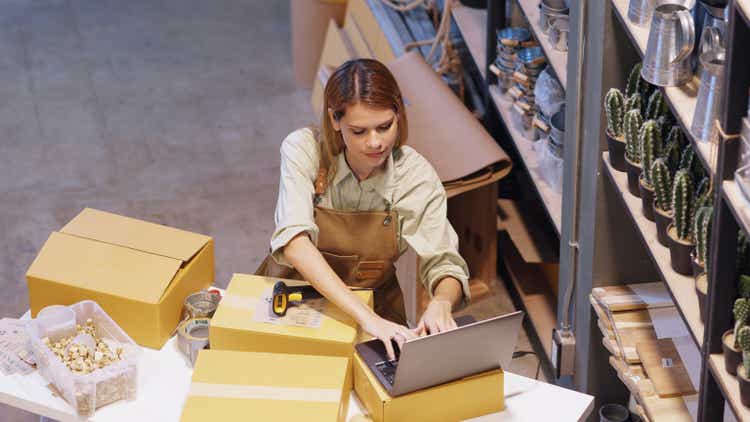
[
  {"x1": 181, "y1": 350, "x2": 351, "y2": 422},
  {"x1": 353, "y1": 353, "x2": 504, "y2": 422},
  {"x1": 209, "y1": 274, "x2": 373, "y2": 359}
]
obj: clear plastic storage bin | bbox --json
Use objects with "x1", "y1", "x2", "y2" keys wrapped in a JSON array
[{"x1": 26, "y1": 301, "x2": 141, "y2": 417}]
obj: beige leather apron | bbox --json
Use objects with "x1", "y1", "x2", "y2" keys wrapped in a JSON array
[{"x1": 256, "y1": 166, "x2": 406, "y2": 324}]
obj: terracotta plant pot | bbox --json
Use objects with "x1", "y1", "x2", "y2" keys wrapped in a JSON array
[
  {"x1": 692, "y1": 253, "x2": 705, "y2": 279},
  {"x1": 739, "y1": 365, "x2": 750, "y2": 407},
  {"x1": 607, "y1": 131, "x2": 627, "y2": 172},
  {"x1": 723, "y1": 329, "x2": 742, "y2": 376},
  {"x1": 667, "y1": 224, "x2": 695, "y2": 276},
  {"x1": 653, "y1": 201, "x2": 672, "y2": 247},
  {"x1": 696, "y1": 273, "x2": 708, "y2": 324},
  {"x1": 639, "y1": 177, "x2": 655, "y2": 222},
  {"x1": 624, "y1": 156, "x2": 642, "y2": 198}
]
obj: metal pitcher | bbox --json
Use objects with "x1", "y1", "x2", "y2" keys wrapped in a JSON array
[
  {"x1": 692, "y1": 0, "x2": 728, "y2": 70},
  {"x1": 641, "y1": 2, "x2": 695, "y2": 86},
  {"x1": 691, "y1": 27, "x2": 725, "y2": 142},
  {"x1": 695, "y1": 0, "x2": 728, "y2": 43},
  {"x1": 628, "y1": 0, "x2": 654, "y2": 26}
]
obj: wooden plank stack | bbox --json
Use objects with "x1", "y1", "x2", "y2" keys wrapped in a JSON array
[{"x1": 591, "y1": 283, "x2": 699, "y2": 421}]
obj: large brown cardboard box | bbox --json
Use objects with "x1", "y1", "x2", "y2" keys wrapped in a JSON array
[
  {"x1": 311, "y1": 19, "x2": 356, "y2": 118},
  {"x1": 291, "y1": 0, "x2": 348, "y2": 88},
  {"x1": 26, "y1": 208, "x2": 214, "y2": 349}
]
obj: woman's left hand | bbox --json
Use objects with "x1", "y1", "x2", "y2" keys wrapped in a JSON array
[{"x1": 415, "y1": 297, "x2": 457, "y2": 336}]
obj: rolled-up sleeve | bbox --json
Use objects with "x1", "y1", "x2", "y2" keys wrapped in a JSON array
[
  {"x1": 398, "y1": 159, "x2": 471, "y2": 305},
  {"x1": 270, "y1": 130, "x2": 320, "y2": 267}
]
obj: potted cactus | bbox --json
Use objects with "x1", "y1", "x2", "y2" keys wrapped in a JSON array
[
  {"x1": 624, "y1": 93, "x2": 642, "y2": 115},
  {"x1": 667, "y1": 169, "x2": 695, "y2": 275},
  {"x1": 645, "y1": 90, "x2": 669, "y2": 120},
  {"x1": 638, "y1": 120, "x2": 662, "y2": 221},
  {"x1": 623, "y1": 110, "x2": 644, "y2": 197},
  {"x1": 692, "y1": 179, "x2": 712, "y2": 276},
  {"x1": 694, "y1": 206, "x2": 713, "y2": 323},
  {"x1": 652, "y1": 159, "x2": 673, "y2": 247},
  {"x1": 605, "y1": 88, "x2": 627, "y2": 172},
  {"x1": 626, "y1": 62, "x2": 651, "y2": 116},
  {"x1": 663, "y1": 127, "x2": 685, "y2": 171},
  {"x1": 738, "y1": 326, "x2": 750, "y2": 406},
  {"x1": 724, "y1": 298, "x2": 749, "y2": 376}
]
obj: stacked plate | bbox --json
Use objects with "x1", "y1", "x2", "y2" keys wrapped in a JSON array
[
  {"x1": 494, "y1": 27, "x2": 532, "y2": 93},
  {"x1": 509, "y1": 47, "x2": 547, "y2": 134}
]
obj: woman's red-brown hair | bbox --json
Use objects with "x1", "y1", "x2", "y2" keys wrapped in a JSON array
[{"x1": 319, "y1": 58, "x2": 409, "y2": 182}]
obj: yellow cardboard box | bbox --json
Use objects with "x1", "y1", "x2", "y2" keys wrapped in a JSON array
[
  {"x1": 345, "y1": 0, "x2": 396, "y2": 62},
  {"x1": 26, "y1": 208, "x2": 214, "y2": 349},
  {"x1": 210, "y1": 274, "x2": 373, "y2": 360},
  {"x1": 181, "y1": 350, "x2": 351, "y2": 422},
  {"x1": 353, "y1": 352, "x2": 504, "y2": 422}
]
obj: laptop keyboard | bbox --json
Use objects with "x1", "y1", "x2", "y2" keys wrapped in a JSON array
[{"x1": 375, "y1": 360, "x2": 399, "y2": 385}]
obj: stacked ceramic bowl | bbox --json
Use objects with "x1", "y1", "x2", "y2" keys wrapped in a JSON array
[
  {"x1": 494, "y1": 27, "x2": 532, "y2": 93},
  {"x1": 509, "y1": 47, "x2": 547, "y2": 136},
  {"x1": 539, "y1": 0, "x2": 570, "y2": 52}
]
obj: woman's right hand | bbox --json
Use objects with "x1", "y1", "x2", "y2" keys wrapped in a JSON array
[{"x1": 360, "y1": 314, "x2": 417, "y2": 361}]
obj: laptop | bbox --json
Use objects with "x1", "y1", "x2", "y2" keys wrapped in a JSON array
[{"x1": 355, "y1": 311, "x2": 524, "y2": 396}]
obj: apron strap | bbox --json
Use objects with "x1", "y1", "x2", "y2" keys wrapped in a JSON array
[{"x1": 314, "y1": 167, "x2": 328, "y2": 204}]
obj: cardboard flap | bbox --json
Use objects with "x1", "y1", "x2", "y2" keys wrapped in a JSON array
[
  {"x1": 27, "y1": 232, "x2": 182, "y2": 303},
  {"x1": 61, "y1": 208, "x2": 210, "y2": 263},
  {"x1": 386, "y1": 52, "x2": 512, "y2": 183}
]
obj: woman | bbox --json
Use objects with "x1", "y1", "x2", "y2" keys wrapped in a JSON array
[{"x1": 257, "y1": 58, "x2": 470, "y2": 360}]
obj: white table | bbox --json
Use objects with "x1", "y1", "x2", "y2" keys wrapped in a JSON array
[{"x1": 1, "y1": 312, "x2": 594, "y2": 421}]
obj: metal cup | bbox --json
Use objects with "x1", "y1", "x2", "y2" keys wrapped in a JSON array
[
  {"x1": 641, "y1": 2, "x2": 695, "y2": 87},
  {"x1": 550, "y1": 105, "x2": 566, "y2": 147},
  {"x1": 550, "y1": 17, "x2": 569, "y2": 51},
  {"x1": 691, "y1": 30, "x2": 725, "y2": 142},
  {"x1": 539, "y1": 2, "x2": 569, "y2": 35}
]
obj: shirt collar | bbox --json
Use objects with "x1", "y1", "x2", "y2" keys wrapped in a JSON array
[{"x1": 333, "y1": 149, "x2": 396, "y2": 204}]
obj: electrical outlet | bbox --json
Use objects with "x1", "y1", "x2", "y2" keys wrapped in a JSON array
[{"x1": 551, "y1": 328, "x2": 576, "y2": 378}]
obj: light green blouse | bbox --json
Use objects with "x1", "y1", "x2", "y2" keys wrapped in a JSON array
[{"x1": 270, "y1": 128, "x2": 470, "y2": 302}]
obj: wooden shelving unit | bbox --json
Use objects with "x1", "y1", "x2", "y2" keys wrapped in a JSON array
[
  {"x1": 451, "y1": 1, "x2": 563, "y2": 372},
  {"x1": 452, "y1": 3, "x2": 563, "y2": 234},
  {"x1": 602, "y1": 152, "x2": 704, "y2": 347},
  {"x1": 609, "y1": 0, "x2": 717, "y2": 176},
  {"x1": 514, "y1": 0, "x2": 567, "y2": 90}
]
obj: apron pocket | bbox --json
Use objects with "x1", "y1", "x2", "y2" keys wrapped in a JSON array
[{"x1": 320, "y1": 251, "x2": 359, "y2": 283}]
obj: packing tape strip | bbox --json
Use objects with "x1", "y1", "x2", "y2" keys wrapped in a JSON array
[
  {"x1": 188, "y1": 382, "x2": 341, "y2": 402},
  {"x1": 183, "y1": 291, "x2": 222, "y2": 319},
  {"x1": 177, "y1": 318, "x2": 210, "y2": 367}
]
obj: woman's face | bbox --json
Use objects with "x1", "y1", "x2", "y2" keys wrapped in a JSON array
[{"x1": 329, "y1": 102, "x2": 398, "y2": 179}]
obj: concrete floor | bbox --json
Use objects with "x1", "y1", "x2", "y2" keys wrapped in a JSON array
[{"x1": 0, "y1": 1, "x2": 541, "y2": 420}]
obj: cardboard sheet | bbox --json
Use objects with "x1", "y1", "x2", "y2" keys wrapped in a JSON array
[{"x1": 386, "y1": 52, "x2": 512, "y2": 185}]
